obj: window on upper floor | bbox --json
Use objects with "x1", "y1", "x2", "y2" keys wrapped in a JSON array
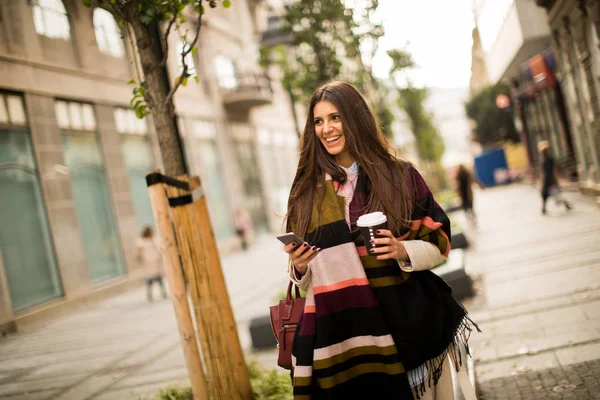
[
  {"x1": 215, "y1": 55, "x2": 237, "y2": 89},
  {"x1": 55, "y1": 101, "x2": 96, "y2": 131},
  {"x1": 32, "y1": 0, "x2": 71, "y2": 41},
  {"x1": 93, "y1": 8, "x2": 125, "y2": 58}
]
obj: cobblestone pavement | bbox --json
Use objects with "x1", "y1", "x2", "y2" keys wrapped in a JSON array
[{"x1": 478, "y1": 359, "x2": 600, "y2": 400}]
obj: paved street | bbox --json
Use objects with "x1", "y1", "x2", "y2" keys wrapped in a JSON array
[
  {"x1": 463, "y1": 184, "x2": 600, "y2": 399},
  {"x1": 0, "y1": 183, "x2": 599, "y2": 399}
]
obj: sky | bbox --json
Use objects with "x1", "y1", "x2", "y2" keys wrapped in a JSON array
[{"x1": 367, "y1": 0, "x2": 475, "y2": 89}]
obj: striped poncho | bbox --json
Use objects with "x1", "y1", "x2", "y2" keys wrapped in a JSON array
[{"x1": 290, "y1": 164, "x2": 478, "y2": 399}]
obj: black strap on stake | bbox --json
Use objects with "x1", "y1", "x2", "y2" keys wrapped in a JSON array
[
  {"x1": 145, "y1": 172, "x2": 190, "y2": 190},
  {"x1": 168, "y1": 194, "x2": 193, "y2": 208}
]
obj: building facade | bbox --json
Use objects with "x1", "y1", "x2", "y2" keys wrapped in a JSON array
[
  {"x1": 0, "y1": 0, "x2": 298, "y2": 331},
  {"x1": 469, "y1": 24, "x2": 490, "y2": 97},
  {"x1": 537, "y1": 0, "x2": 600, "y2": 194},
  {"x1": 473, "y1": 0, "x2": 600, "y2": 193},
  {"x1": 474, "y1": 0, "x2": 553, "y2": 83}
]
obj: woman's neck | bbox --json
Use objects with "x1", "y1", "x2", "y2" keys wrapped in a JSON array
[{"x1": 335, "y1": 152, "x2": 355, "y2": 168}]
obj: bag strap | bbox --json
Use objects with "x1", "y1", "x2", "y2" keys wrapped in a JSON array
[{"x1": 286, "y1": 281, "x2": 301, "y2": 302}]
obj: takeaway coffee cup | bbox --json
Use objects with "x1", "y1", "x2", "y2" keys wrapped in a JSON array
[{"x1": 356, "y1": 212, "x2": 387, "y2": 255}]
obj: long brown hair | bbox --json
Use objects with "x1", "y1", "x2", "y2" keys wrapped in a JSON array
[{"x1": 286, "y1": 81, "x2": 414, "y2": 237}]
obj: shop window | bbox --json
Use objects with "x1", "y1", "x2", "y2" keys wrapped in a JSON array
[
  {"x1": 0, "y1": 94, "x2": 62, "y2": 311},
  {"x1": 587, "y1": 20, "x2": 600, "y2": 114},
  {"x1": 233, "y1": 126, "x2": 268, "y2": 232},
  {"x1": 32, "y1": 0, "x2": 71, "y2": 40},
  {"x1": 59, "y1": 101, "x2": 124, "y2": 284},
  {"x1": 569, "y1": 37, "x2": 600, "y2": 175},
  {"x1": 116, "y1": 108, "x2": 154, "y2": 230},
  {"x1": 184, "y1": 120, "x2": 235, "y2": 239}
]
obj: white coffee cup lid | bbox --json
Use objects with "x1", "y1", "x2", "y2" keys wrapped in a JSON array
[{"x1": 356, "y1": 211, "x2": 387, "y2": 227}]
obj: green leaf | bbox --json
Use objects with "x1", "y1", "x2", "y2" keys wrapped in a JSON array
[
  {"x1": 135, "y1": 105, "x2": 147, "y2": 119},
  {"x1": 181, "y1": 76, "x2": 188, "y2": 87},
  {"x1": 82, "y1": 0, "x2": 92, "y2": 7},
  {"x1": 222, "y1": 0, "x2": 232, "y2": 8},
  {"x1": 138, "y1": 86, "x2": 146, "y2": 97},
  {"x1": 127, "y1": 78, "x2": 136, "y2": 85},
  {"x1": 191, "y1": 47, "x2": 198, "y2": 55},
  {"x1": 194, "y1": 76, "x2": 200, "y2": 83}
]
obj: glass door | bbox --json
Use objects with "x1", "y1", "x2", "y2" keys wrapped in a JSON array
[
  {"x1": 234, "y1": 140, "x2": 268, "y2": 232},
  {"x1": 121, "y1": 134, "x2": 155, "y2": 231},
  {"x1": 184, "y1": 120, "x2": 235, "y2": 240},
  {"x1": 0, "y1": 128, "x2": 63, "y2": 311},
  {"x1": 62, "y1": 132, "x2": 124, "y2": 284}
]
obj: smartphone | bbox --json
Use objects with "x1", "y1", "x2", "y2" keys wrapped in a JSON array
[{"x1": 276, "y1": 232, "x2": 305, "y2": 246}]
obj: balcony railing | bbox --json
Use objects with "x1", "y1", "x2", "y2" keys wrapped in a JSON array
[{"x1": 220, "y1": 73, "x2": 273, "y2": 111}]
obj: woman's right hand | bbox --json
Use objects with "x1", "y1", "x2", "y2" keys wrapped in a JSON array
[{"x1": 284, "y1": 242, "x2": 321, "y2": 276}]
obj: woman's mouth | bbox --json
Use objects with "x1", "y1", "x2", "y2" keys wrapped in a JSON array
[{"x1": 324, "y1": 135, "x2": 342, "y2": 146}]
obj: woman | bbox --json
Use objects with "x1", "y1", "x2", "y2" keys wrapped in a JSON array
[
  {"x1": 282, "y1": 81, "x2": 479, "y2": 400},
  {"x1": 136, "y1": 226, "x2": 167, "y2": 302},
  {"x1": 538, "y1": 141, "x2": 571, "y2": 215},
  {"x1": 234, "y1": 208, "x2": 252, "y2": 250},
  {"x1": 455, "y1": 164, "x2": 477, "y2": 226}
]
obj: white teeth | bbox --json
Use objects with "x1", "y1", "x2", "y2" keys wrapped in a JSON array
[{"x1": 325, "y1": 136, "x2": 341, "y2": 143}]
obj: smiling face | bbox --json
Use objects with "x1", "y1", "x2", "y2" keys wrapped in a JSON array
[{"x1": 313, "y1": 100, "x2": 354, "y2": 167}]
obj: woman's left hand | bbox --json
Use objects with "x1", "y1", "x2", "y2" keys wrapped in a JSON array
[{"x1": 370, "y1": 229, "x2": 409, "y2": 261}]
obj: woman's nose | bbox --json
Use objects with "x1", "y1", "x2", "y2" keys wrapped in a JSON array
[{"x1": 323, "y1": 122, "x2": 332, "y2": 134}]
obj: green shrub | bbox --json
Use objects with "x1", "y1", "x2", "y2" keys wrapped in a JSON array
[
  {"x1": 143, "y1": 362, "x2": 292, "y2": 400},
  {"x1": 248, "y1": 361, "x2": 293, "y2": 400},
  {"x1": 146, "y1": 385, "x2": 193, "y2": 400}
]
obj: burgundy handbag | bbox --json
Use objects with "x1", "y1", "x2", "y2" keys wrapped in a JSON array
[{"x1": 269, "y1": 281, "x2": 305, "y2": 370}]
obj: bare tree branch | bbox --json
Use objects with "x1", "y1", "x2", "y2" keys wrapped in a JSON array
[
  {"x1": 164, "y1": 5, "x2": 203, "y2": 108},
  {"x1": 158, "y1": 8, "x2": 178, "y2": 69},
  {"x1": 126, "y1": 22, "x2": 145, "y2": 92}
]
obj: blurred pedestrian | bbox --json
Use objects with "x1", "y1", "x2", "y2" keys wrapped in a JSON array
[
  {"x1": 538, "y1": 141, "x2": 571, "y2": 215},
  {"x1": 136, "y1": 226, "x2": 167, "y2": 302},
  {"x1": 455, "y1": 164, "x2": 478, "y2": 226},
  {"x1": 234, "y1": 208, "x2": 252, "y2": 251},
  {"x1": 282, "y1": 81, "x2": 479, "y2": 399}
]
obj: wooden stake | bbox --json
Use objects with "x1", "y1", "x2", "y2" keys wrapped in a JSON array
[
  {"x1": 146, "y1": 171, "x2": 208, "y2": 400},
  {"x1": 188, "y1": 176, "x2": 253, "y2": 400},
  {"x1": 167, "y1": 175, "x2": 238, "y2": 399}
]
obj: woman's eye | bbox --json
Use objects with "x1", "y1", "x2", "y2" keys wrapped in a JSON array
[
  {"x1": 332, "y1": 115, "x2": 341, "y2": 121},
  {"x1": 314, "y1": 119, "x2": 322, "y2": 125}
]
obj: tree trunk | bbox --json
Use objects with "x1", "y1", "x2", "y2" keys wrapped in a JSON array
[{"x1": 131, "y1": 19, "x2": 185, "y2": 176}]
